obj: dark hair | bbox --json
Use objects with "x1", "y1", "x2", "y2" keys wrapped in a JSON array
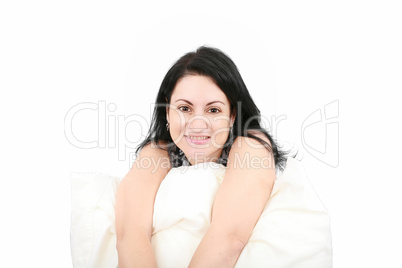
[{"x1": 136, "y1": 46, "x2": 288, "y2": 170}]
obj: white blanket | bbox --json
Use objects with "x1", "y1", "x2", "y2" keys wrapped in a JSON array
[
  {"x1": 151, "y1": 158, "x2": 332, "y2": 267},
  {"x1": 70, "y1": 157, "x2": 332, "y2": 267}
]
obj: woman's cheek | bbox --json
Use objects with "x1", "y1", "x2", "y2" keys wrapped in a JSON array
[
  {"x1": 211, "y1": 126, "x2": 230, "y2": 148},
  {"x1": 170, "y1": 122, "x2": 184, "y2": 143}
]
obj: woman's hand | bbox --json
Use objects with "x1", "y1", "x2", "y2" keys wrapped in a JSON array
[{"x1": 189, "y1": 133, "x2": 276, "y2": 267}]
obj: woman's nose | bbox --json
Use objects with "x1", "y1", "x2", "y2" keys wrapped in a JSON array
[{"x1": 187, "y1": 115, "x2": 209, "y2": 130}]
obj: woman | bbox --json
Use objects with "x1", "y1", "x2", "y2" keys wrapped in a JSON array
[{"x1": 115, "y1": 46, "x2": 287, "y2": 267}]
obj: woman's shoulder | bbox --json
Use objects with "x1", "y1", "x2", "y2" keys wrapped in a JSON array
[
  {"x1": 232, "y1": 130, "x2": 272, "y2": 149},
  {"x1": 136, "y1": 141, "x2": 172, "y2": 172},
  {"x1": 140, "y1": 140, "x2": 169, "y2": 154},
  {"x1": 246, "y1": 129, "x2": 272, "y2": 144},
  {"x1": 227, "y1": 130, "x2": 275, "y2": 169}
]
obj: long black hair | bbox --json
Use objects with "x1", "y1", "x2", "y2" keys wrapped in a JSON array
[{"x1": 135, "y1": 46, "x2": 288, "y2": 170}]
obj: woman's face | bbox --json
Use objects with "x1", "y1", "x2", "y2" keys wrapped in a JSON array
[{"x1": 167, "y1": 75, "x2": 235, "y2": 165}]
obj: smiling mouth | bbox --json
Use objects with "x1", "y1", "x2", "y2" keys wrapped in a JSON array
[
  {"x1": 185, "y1": 135, "x2": 211, "y2": 145},
  {"x1": 188, "y1": 136, "x2": 209, "y2": 140}
]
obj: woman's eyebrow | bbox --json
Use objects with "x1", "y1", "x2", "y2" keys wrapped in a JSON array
[{"x1": 175, "y1": 99, "x2": 225, "y2": 106}]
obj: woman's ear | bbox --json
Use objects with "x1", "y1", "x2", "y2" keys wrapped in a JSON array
[
  {"x1": 165, "y1": 97, "x2": 169, "y2": 120},
  {"x1": 166, "y1": 109, "x2": 169, "y2": 124},
  {"x1": 230, "y1": 109, "x2": 236, "y2": 127}
]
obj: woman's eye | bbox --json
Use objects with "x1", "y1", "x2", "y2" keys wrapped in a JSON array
[
  {"x1": 178, "y1": 106, "x2": 220, "y2": 113},
  {"x1": 178, "y1": 106, "x2": 190, "y2": 112},
  {"x1": 209, "y1": 108, "x2": 220, "y2": 113}
]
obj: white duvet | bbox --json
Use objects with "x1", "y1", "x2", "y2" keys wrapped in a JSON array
[
  {"x1": 70, "y1": 157, "x2": 332, "y2": 268},
  {"x1": 151, "y1": 158, "x2": 332, "y2": 267}
]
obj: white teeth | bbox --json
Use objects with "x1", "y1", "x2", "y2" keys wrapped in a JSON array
[{"x1": 189, "y1": 136, "x2": 209, "y2": 140}]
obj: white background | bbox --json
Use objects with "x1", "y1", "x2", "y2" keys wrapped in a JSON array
[{"x1": 1, "y1": 0, "x2": 401, "y2": 267}]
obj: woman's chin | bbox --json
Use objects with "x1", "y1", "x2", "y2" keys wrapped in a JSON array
[{"x1": 180, "y1": 146, "x2": 223, "y2": 165}]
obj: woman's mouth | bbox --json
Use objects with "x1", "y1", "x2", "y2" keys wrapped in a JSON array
[{"x1": 185, "y1": 135, "x2": 211, "y2": 145}]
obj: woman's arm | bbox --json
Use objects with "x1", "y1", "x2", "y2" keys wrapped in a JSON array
[
  {"x1": 189, "y1": 133, "x2": 276, "y2": 267},
  {"x1": 115, "y1": 142, "x2": 171, "y2": 268}
]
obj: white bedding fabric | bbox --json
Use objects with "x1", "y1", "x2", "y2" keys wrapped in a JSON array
[{"x1": 70, "y1": 158, "x2": 332, "y2": 268}]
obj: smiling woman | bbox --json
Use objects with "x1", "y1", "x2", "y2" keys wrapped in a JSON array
[
  {"x1": 115, "y1": 46, "x2": 289, "y2": 267},
  {"x1": 135, "y1": 46, "x2": 287, "y2": 170},
  {"x1": 167, "y1": 75, "x2": 234, "y2": 165}
]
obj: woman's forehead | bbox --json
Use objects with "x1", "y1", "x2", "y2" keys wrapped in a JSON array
[{"x1": 171, "y1": 75, "x2": 229, "y2": 103}]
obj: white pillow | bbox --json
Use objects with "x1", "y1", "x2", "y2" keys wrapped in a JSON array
[
  {"x1": 70, "y1": 172, "x2": 121, "y2": 268},
  {"x1": 70, "y1": 158, "x2": 332, "y2": 267},
  {"x1": 235, "y1": 157, "x2": 332, "y2": 267},
  {"x1": 151, "y1": 162, "x2": 227, "y2": 267}
]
